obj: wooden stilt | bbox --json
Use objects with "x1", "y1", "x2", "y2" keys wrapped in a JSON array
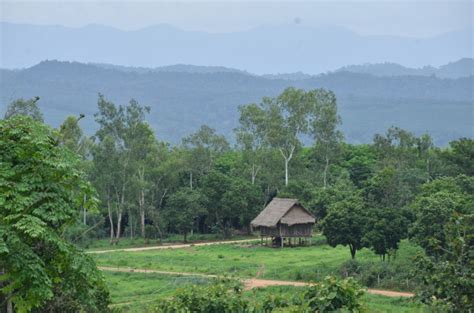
[{"x1": 281, "y1": 237, "x2": 284, "y2": 248}]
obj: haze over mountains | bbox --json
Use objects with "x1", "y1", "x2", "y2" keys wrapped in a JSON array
[
  {"x1": 1, "y1": 60, "x2": 472, "y2": 146},
  {"x1": 1, "y1": 22, "x2": 472, "y2": 73}
]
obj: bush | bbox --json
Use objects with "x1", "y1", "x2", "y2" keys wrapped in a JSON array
[
  {"x1": 155, "y1": 279, "x2": 249, "y2": 312},
  {"x1": 304, "y1": 276, "x2": 365, "y2": 312},
  {"x1": 154, "y1": 276, "x2": 365, "y2": 313}
]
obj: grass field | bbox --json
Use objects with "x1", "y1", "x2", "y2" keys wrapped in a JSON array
[
  {"x1": 92, "y1": 238, "x2": 422, "y2": 291},
  {"x1": 105, "y1": 272, "x2": 429, "y2": 312}
]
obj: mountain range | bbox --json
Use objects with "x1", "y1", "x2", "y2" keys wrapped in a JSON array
[
  {"x1": 1, "y1": 22, "x2": 472, "y2": 73},
  {"x1": 1, "y1": 60, "x2": 472, "y2": 146}
]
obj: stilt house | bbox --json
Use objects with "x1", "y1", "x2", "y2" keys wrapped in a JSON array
[{"x1": 251, "y1": 198, "x2": 315, "y2": 247}]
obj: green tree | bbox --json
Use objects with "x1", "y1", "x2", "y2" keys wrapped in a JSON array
[
  {"x1": 221, "y1": 178, "x2": 262, "y2": 234},
  {"x1": 443, "y1": 138, "x2": 474, "y2": 176},
  {"x1": 0, "y1": 116, "x2": 109, "y2": 312},
  {"x1": 362, "y1": 207, "x2": 407, "y2": 260},
  {"x1": 164, "y1": 188, "x2": 207, "y2": 242},
  {"x1": 238, "y1": 88, "x2": 310, "y2": 186},
  {"x1": 322, "y1": 196, "x2": 368, "y2": 259},
  {"x1": 58, "y1": 114, "x2": 89, "y2": 157},
  {"x1": 182, "y1": 125, "x2": 229, "y2": 189},
  {"x1": 409, "y1": 175, "x2": 474, "y2": 257},
  {"x1": 414, "y1": 213, "x2": 473, "y2": 312},
  {"x1": 3, "y1": 97, "x2": 44, "y2": 122},
  {"x1": 92, "y1": 95, "x2": 152, "y2": 243},
  {"x1": 309, "y1": 89, "x2": 343, "y2": 188}
]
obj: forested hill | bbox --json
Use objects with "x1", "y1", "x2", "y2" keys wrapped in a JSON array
[
  {"x1": 335, "y1": 58, "x2": 474, "y2": 79},
  {"x1": 1, "y1": 60, "x2": 473, "y2": 145}
]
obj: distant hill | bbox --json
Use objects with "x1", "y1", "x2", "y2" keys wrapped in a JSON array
[
  {"x1": 337, "y1": 58, "x2": 474, "y2": 78},
  {"x1": 1, "y1": 22, "x2": 472, "y2": 74},
  {"x1": 91, "y1": 63, "x2": 248, "y2": 75},
  {"x1": 1, "y1": 61, "x2": 472, "y2": 146}
]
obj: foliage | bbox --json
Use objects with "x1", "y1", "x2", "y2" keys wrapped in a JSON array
[
  {"x1": 322, "y1": 195, "x2": 368, "y2": 259},
  {"x1": 154, "y1": 276, "x2": 364, "y2": 312},
  {"x1": 0, "y1": 116, "x2": 109, "y2": 312},
  {"x1": 304, "y1": 276, "x2": 365, "y2": 312},
  {"x1": 409, "y1": 175, "x2": 474, "y2": 257},
  {"x1": 164, "y1": 187, "x2": 207, "y2": 242},
  {"x1": 362, "y1": 207, "x2": 407, "y2": 260},
  {"x1": 3, "y1": 97, "x2": 44, "y2": 122},
  {"x1": 154, "y1": 279, "x2": 249, "y2": 313},
  {"x1": 414, "y1": 214, "x2": 473, "y2": 312},
  {"x1": 442, "y1": 138, "x2": 474, "y2": 176}
]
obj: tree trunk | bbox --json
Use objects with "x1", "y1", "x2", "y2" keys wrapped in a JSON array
[
  {"x1": 107, "y1": 199, "x2": 115, "y2": 242},
  {"x1": 251, "y1": 164, "x2": 260, "y2": 185},
  {"x1": 189, "y1": 171, "x2": 193, "y2": 189},
  {"x1": 323, "y1": 156, "x2": 329, "y2": 189},
  {"x1": 280, "y1": 146, "x2": 295, "y2": 187},
  {"x1": 140, "y1": 211, "x2": 145, "y2": 238},
  {"x1": 183, "y1": 232, "x2": 187, "y2": 243},
  {"x1": 139, "y1": 190, "x2": 146, "y2": 238},
  {"x1": 115, "y1": 211, "x2": 122, "y2": 242},
  {"x1": 7, "y1": 299, "x2": 12, "y2": 313},
  {"x1": 83, "y1": 194, "x2": 87, "y2": 225},
  {"x1": 350, "y1": 244, "x2": 356, "y2": 259}
]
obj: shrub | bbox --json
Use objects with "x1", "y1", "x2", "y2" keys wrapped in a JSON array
[
  {"x1": 155, "y1": 279, "x2": 249, "y2": 313},
  {"x1": 304, "y1": 276, "x2": 365, "y2": 312}
]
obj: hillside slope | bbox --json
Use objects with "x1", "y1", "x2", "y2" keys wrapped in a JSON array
[{"x1": 1, "y1": 61, "x2": 472, "y2": 145}]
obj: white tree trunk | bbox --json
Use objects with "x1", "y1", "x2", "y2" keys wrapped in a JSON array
[
  {"x1": 280, "y1": 146, "x2": 295, "y2": 186},
  {"x1": 83, "y1": 194, "x2": 87, "y2": 225},
  {"x1": 107, "y1": 199, "x2": 115, "y2": 241},
  {"x1": 251, "y1": 164, "x2": 260, "y2": 185},
  {"x1": 323, "y1": 156, "x2": 329, "y2": 189}
]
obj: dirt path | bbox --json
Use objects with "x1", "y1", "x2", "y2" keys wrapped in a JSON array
[
  {"x1": 88, "y1": 238, "x2": 258, "y2": 254},
  {"x1": 98, "y1": 266, "x2": 414, "y2": 298}
]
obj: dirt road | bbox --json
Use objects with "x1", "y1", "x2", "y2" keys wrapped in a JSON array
[
  {"x1": 98, "y1": 266, "x2": 414, "y2": 298},
  {"x1": 88, "y1": 238, "x2": 258, "y2": 254}
]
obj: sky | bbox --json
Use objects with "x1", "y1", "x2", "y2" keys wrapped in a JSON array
[{"x1": 0, "y1": 0, "x2": 472, "y2": 38}]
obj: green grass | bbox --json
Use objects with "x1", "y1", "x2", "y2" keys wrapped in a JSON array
[
  {"x1": 103, "y1": 271, "x2": 212, "y2": 311},
  {"x1": 93, "y1": 238, "x2": 422, "y2": 291},
  {"x1": 83, "y1": 234, "x2": 258, "y2": 251},
  {"x1": 104, "y1": 273, "x2": 428, "y2": 312}
]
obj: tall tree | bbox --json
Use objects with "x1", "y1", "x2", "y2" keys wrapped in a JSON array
[
  {"x1": 92, "y1": 95, "x2": 151, "y2": 243},
  {"x1": 238, "y1": 88, "x2": 308, "y2": 186},
  {"x1": 58, "y1": 114, "x2": 92, "y2": 224},
  {"x1": 0, "y1": 116, "x2": 110, "y2": 312},
  {"x1": 309, "y1": 89, "x2": 343, "y2": 188},
  {"x1": 3, "y1": 97, "x2": 44, "y2": 122},
  {"x1": 182, "y1": 125, "x2": 229, "y2": 189}
]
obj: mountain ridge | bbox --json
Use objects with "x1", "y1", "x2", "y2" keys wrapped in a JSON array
[{"x1": 1, "y1": 60, "x2": 472, "y2": 146}]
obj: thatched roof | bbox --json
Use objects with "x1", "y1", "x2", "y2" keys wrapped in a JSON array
[{"x1": 251, "y1": 198, "x2": 315, "y2": 228}]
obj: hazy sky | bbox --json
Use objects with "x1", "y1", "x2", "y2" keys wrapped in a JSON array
[{"x1": 1, "y1": 1, "x2": 472, "y2": 37}]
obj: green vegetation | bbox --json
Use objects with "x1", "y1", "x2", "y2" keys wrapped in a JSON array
[
  {"x1": 0, "y1": 116, "x2": 110, "y2": 312},
  {"x1": 92, "y1": 239, "x2": 422, "y2": 291},
  {"x1": 103, "y1": 272, "x2": 428, "y2": 312},
  {"x1": 2, "y1": 84, "x2": 472, "y2": 312}
]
